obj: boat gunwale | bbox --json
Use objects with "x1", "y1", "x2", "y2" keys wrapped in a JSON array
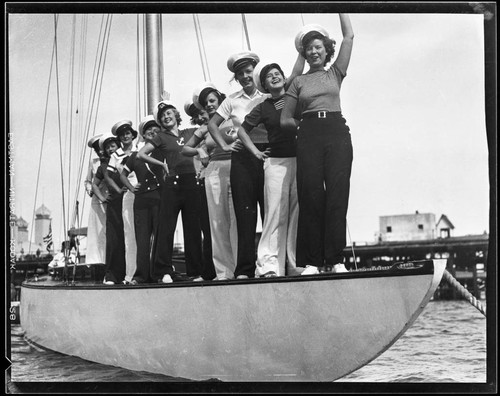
[{"x1": 21, "y1": 260, "x2": 436, "y2": 291}]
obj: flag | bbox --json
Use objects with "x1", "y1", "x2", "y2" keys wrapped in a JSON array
[{"x1": 43, "y1": 221, "x2": 53, "y2": 252}]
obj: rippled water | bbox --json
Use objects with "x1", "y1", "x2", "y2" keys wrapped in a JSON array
[{"x1": 7, "y1": 300, "x2": 487, "y2": 390}]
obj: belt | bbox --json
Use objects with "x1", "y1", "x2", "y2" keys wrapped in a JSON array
[{"x1": 301, "y1": 111, "x2": 340, "y2": 119}]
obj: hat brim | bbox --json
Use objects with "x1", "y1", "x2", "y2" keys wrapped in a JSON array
[{"x1": 295, "y1": 24, "x2": 330, "y2": 53}]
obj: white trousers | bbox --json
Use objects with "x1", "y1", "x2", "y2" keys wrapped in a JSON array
[
  {"x1": 204, "y1": 159, "x2": 238, "y2": 279},
  {"x1": 256, "y1": 157, "x2": 298, "y2": 277},
  {"x1": 122, "y1": 190, "x2": 137, "y2": 282},
  {"x1": 86, "y1": 195, "x2": 107, "y2": 265}
]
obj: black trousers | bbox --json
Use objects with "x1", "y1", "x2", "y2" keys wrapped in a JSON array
[
  {"x1": 199, "y1": 178, "x2": 216, "y2": 280},
  {"x1": 104, "y1": 196, "x2": 125, "y2": 283},
  {"x1": 153, "y1": 174, "x2": 203, "y2": 278},
  {"x1": 296, "y1": 114, "x2": 353, "y2": 267},
  {"x1": 132, "y1": 190, "x2": 160, "y2": 283},
  {"x1": 230, "y1": 146, "x2": 266, "y2": 277}
]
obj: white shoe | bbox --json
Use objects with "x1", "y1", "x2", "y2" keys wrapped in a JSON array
[
  {"x1": 332, "y1": 264, "x2": 348, "y2": 273},
  {"x1": 300, "y1": 265, "x2": 320, "y2": 276},
  {"x1": 192, "y1": 276, "x2": 204, "y2": 282},
  {"x1": 103, "y1": 280, "x2": 115, "y2": 285},
  {"x1": 216, "y1": 277, "x2": 230, "y2": 281},
  {"x1": 161, "y1": 274, "x2": 173, "y2": 283},
  {"x1": 236, "y1": 275, "x2": 249, "y2": 280}
]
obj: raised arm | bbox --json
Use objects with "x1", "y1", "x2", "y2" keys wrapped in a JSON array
[
  {"x1": 280, "y1": 95, "x2": 300, "y2": 132},
  {"x1": 285, "y1": 53, "x2": 306, "y2": 91},
  {"x1": 334, "y1": 14, "x2": 354, "y2": 75}
]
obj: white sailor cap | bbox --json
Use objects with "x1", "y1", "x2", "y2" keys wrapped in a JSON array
[
  {"x1": 111, "y1": 119, "x2": 137, "y2": 139},
  {"x1": 99, "y1": 132, "x2": 120, "y2": 150},
  {"x1": 138, "y1": 115, "x2": 158, "y2": 137},
  {"x1": 294, "y1": 24, "x2": 330, "y2": 53},
  {"x1": 227, "y1": 51, "x2": 260, "y2": 73},
  {"x1": 87, "y1": 134, "x2": 103, "y2": 149},
  {"x1": 252, "y1": 61, "x2": 286, "y2": 94},
  {"x1": 184, "y1": 100, "x2": 198, "y2": 118},
  {"x1": 153, "y1": 100, "x2": 177, "y2": 124},
  {"x1": 192, "y1": 81, "x2": 220, "y2": 110}
]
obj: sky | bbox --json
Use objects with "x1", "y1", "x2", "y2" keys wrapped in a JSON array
[{"x1": 7, "y1": 7, "x2": 491, "y2": 252}]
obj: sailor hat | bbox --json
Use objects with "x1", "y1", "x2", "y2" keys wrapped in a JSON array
[
  {"x1": 138, "y1": 115, "x2": 159, "y2": 137},
  {"x1": 192, "y1": 81, "x2": 219, "y2": 110},
  {"x1": 184, "y1": 100, "x2": 198, "y2": 118},
  {"x1": 99, "y1": 132, "x2": 120, "y2": 150},
  {"x1": 253, "y1": 61, "x2": 286, "y2": 93},
  {"x1": 294, "y1": 24, "x2": 330, "y2": 53},
  {"x1": 87, "y1": 134, "x2": 103, "y2": 149},
  {"x1": 153, "y1": 100, "x2": 177, "y2": 124},
  {"x1": 111, "y1": 119, "x2": 137, "y2": 139},
  {"x1": 227, "y1": 51, "x2": 260, "y2": 73}
]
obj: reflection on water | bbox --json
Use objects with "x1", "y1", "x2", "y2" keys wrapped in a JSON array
[{"x1": 8, "y1": 300, "x2": 486, "y2": 387}]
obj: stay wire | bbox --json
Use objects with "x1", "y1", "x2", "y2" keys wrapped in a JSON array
[{"x1": 28, "y1": 17, "x2": 57, "y2": 256}]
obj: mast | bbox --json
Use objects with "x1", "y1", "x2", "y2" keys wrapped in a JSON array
[{"x1": 145, "y1": 14, "x2": 164, "y2": 114}]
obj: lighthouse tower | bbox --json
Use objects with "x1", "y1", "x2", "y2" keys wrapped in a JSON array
[{"x1": 35, "y1": 204, "x2": 51, "y2": 247}]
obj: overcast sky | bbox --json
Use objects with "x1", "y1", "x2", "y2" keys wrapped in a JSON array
[{"x1": 7, "y1": 9, "x2": 490, "y2": 250}]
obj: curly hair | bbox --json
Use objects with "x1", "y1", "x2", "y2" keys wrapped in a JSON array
[
  {"x1": 158, "y1": 107, "x2": 183, "y2": 127},
  {"x1": 301, "y1": 32, "x2": 336, "y2": 66}
]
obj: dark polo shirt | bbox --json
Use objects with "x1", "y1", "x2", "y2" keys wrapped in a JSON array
[
  {"x1": 150, "y1": 128, "x2": 197, "y2": 176},
  {"x1": 241, "y1": 95, "x2": 296, "y2": 158},
  {"x1": 124, "y1": 152, "x2": 162, "y2": 194}
]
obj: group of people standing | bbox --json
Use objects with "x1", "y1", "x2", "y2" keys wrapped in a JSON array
[{"x1": 84, "y1": 14, "x2": 354, "y2": 284}]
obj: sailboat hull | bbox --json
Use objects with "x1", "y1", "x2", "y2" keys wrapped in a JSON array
[{"x1": 20, "y1": 259, "x2": 446, "y2": 382}]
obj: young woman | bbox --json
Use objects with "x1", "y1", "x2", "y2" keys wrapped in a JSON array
[
  {"x1": 237, "y1": 60, "x2": 303, "y2": 277},
  {"x1": 182, "y1": 83, "x2": 239, "y2": 280},
  {"x1": 137, "y1": 100, "x2": 203, "y2": 283},
  {"x1": 207, "y1": 52, "x2": 270, "y2": 279},
  {"x1": 120, "y1": 115, "x2": 163, "y2": 284},
  {"x1": 183, "y1": 100, "x2": 216, "y2": 281},
  {"x1": 104, "y1": 120, "x2": 139, "y2": 284},
  {"x1": 84, "y1": 134, "x2": 106, "y2": 267},
  {"x1": 93, "y1": 133, "x2": 127, "y2": 284},
  {"x1": 280, "y1": 15, "x2": 354, "y2": 274}
]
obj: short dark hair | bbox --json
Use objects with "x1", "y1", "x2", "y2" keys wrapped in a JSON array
[
  {"x1": 199, "y1": 88, "x2": 226, "y2": 108},
  {"x1": 301, "y1": 32, "x2": 336, "y2": 65},
  {"x1": 260, "y1": 63, "x2": 285, "y2": 93}
]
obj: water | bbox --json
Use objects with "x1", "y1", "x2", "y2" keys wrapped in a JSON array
[{"x1": 7, "y1": 300, "x2": 487, "y2": 391}]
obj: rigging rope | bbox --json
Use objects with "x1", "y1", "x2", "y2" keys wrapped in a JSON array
[
  {"x1": 28, "y1": 17, "x2": 57, "y2": 256},
  {"x1": 442, "y1": 270, "x2": 486, "y2": 317},
  {"x1": 193, "y1": 14, "x2": 207, "y2": 81},
  {"x1": 196, "y1": 14, "x2": 211, "y2": 81},
  {"x1": 53, "y1": 14, "x2": 69, "y2": 262},
  {"x1": 73, "y1": 15, "x2": 113, "y2": 226},
  {"x1": 241, "y1": 14, "x2": 251, "y2": 51}
]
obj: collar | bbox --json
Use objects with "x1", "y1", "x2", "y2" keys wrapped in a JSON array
[{"x1": 234, "y1": 88, "x2": 265, "y2": 101}]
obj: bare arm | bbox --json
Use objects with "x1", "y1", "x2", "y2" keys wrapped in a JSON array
[
  {"x1": 119, "y1": 168, "x2": 138, "y2": 193},
  {"x1": 181, "y1": 131, "x2": 204, "y2": 157},
  {"x1": 285, "y1": 53, "x2": 306, "y2": 91},
  {"x1": 334, "y1": 14, "x2": 354, "y2": 75},
  {"x1": 137, "y1": 142, "x2": 169, "y2": 178},
  {"x1": 280, "y1": 95, "x2": 300, "y2": 132},
  {"x1": 103, "y1": 165, "x2": 123, "y2": 195},
  {"x1": 91, "y1": 173, "x2": 109, "y2": 203},
  {"x1": 208, "y1": 113, "x2": 238, "y2": 152},
  {"x1": 84, "y1": 158, "x2": 94, "y2": 197},
  {"x1": 237, "y1": 125, "x2": 269, "y2": 161}
]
